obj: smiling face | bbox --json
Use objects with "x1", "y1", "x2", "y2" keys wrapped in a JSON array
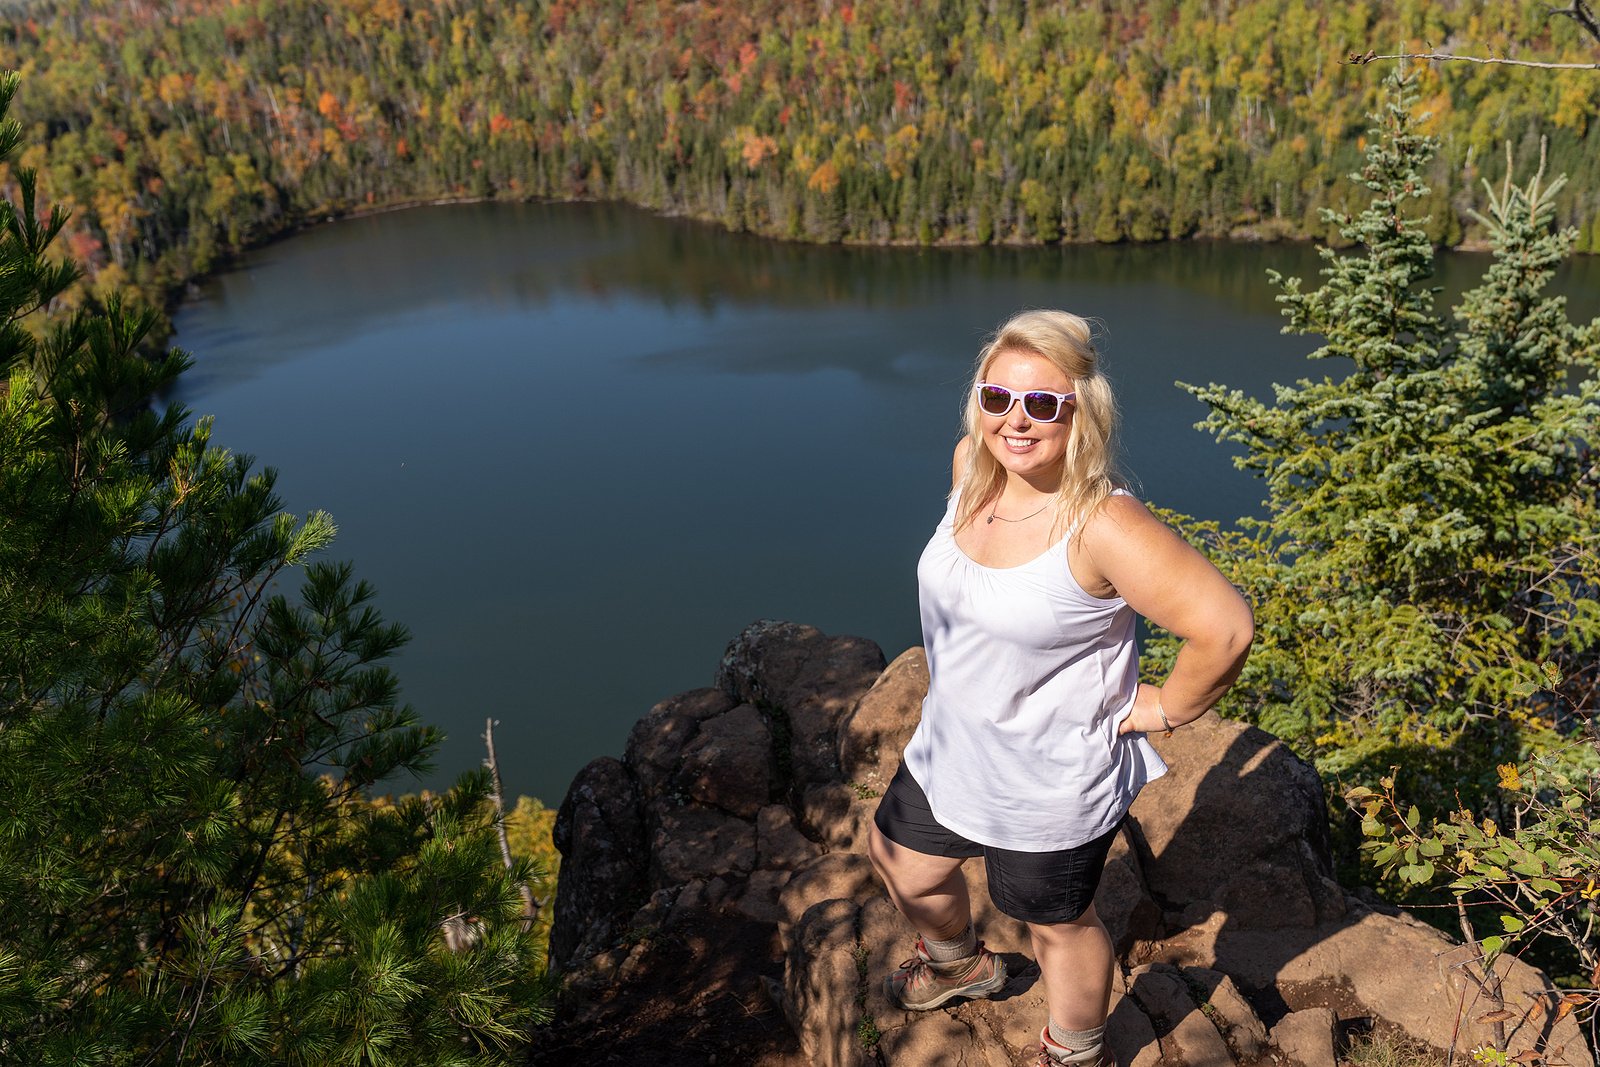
[{"x1": 975, "y1": 347, "x2": 1076, "y2": 489}]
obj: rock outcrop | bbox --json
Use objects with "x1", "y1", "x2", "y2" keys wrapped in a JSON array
[{"x1": 541, "y1": 622, "x2": 1592, "y2": 1067}]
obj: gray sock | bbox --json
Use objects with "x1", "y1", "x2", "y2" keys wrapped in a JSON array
[
  {"x1": 922, "y1": 924, "x2": 977, "y2": 962},
  {"x1": 1046, "y1": 1020, "x2": 1105, "y2": 1064}
]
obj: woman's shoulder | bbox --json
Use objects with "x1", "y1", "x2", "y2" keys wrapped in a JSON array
[
  {"x1": 1065, "y1": 492, "x2": 1164, "y2": 598},
  {"x1": 951, "y1": 436, "x2": 973, "y2": 491},
  {"x1": 1077, "y1": 490, "x2": 1161, "y2": 552},
  {"x1": 1089, "y1": 487, "x2": 1151, "y2": 520}
]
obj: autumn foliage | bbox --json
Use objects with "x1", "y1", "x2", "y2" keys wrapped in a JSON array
[{"x1": 0, "y1": 0, "x2": 1596, "y2": 313}]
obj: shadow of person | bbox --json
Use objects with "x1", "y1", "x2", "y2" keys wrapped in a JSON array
[
  {"x1": 1128, "y1": 715, "x2": 1346, "y2": 1021},
  {"x1": 1120, "y1": 715, "x2": 1590, "y2": 1067}
]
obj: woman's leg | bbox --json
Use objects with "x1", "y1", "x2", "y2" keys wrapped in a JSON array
[
  {"x1": 1027, "y1": 904, "x2": 1113, "y2": 1026},
  {"x1": 1027, "y1": 904, "x2": 1114, "y2": 1063},
  {"x1": 866, "y1": 823, "x2": 971, "y2": 940},
  {"x1": 867, "y1": 823, "x2": 1008, "y2": 1010}
]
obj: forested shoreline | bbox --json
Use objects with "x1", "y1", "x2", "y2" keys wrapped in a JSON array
[{"x1": 2, "y1": 0, "x2": 1597, "y2": 312}]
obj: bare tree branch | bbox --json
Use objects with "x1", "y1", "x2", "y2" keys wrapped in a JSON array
[
  {"x1": 1456, "y1": 898, "x2": 1512, "y2": 1052},
  {"x1": 484, "y1": 717, "x2": 539, "y2": 933},
  {"x1": 1347, "y1": 50, "x2": 1600, "y2": 70},
  {"x1": 1550, "y1": 0, "x2": 1600, "y2": 46},
  {"x1": 1350, "y1": 0, "x2": 1600, "y2": 70}
]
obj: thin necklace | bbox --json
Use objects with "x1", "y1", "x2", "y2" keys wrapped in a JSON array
[{"x1": 987, "y1": 500, "x2": 1051, "y2": 525}]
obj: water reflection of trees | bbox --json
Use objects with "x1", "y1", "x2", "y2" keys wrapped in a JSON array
[
  {"x1": 544, "y1": 202, "x2": 1332, "y2": 317},
  {"x1": 507, "y1": 202, "x2": 1600, "y2": 322},
  {"x1": 174, "y1": 200, "x2": 1600, "y2": 395}
]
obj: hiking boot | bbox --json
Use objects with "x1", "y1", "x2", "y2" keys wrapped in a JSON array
[
  {"x1": 1023, "y1": 1026, "x2": 1109, "y2": 1067},
  {"x1": 884, "y1": 938, "x2": 1007, "y2": 1011}
]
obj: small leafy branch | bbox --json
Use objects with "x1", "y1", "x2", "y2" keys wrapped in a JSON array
[{"x1": 1347, "y1": 746, "x2": 1600, "y2": 1057}]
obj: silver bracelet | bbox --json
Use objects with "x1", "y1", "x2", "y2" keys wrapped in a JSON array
[{"x1": 1156, "y1": 701, "x2": 1175, "y2": 737}]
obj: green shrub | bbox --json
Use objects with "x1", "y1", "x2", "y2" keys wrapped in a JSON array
[
  {"x1": 1150, "y1": 68, "x2": 1600, "y2": 815},
  {"x1": 0, "y1": 70, "x2": 548, "y2": 1064}
]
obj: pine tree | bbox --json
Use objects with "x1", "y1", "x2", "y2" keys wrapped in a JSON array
[
  {"x1": 0, "y1": 72, "x2": 549, "y2": 1064},
  {"x1": 1157, "y1": 69, "x2": 1600, "y2": 807}
]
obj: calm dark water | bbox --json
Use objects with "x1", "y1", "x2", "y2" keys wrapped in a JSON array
[{"x1": 168, "y1": 201, "x2": 1600, "y2": 804}]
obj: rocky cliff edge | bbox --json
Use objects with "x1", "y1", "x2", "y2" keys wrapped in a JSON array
[{"x1": 535, "y1": 621, "x2": 1591, "y2": 1067}]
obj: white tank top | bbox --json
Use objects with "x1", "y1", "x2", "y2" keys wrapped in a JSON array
[{"x1": 901, "y1": 490, "x2": 1168, "y2": 851}]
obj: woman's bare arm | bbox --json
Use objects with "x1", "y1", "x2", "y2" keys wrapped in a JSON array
[{"x1": 1076, "y1": 495, "x2": 1254, "y2": 734}]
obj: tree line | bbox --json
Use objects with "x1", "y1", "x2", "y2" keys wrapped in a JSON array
[{"x1": 1, "y1": 0, "x2": 1597, "y2": 313}]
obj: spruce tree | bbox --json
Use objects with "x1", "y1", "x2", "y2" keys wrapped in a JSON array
[
  {"x1": 1159, "y1": 69, "x2": 1600, "y2": 807},
  {"x1": 0, "y1": 72, "x2": 549, "y2": 1064}
]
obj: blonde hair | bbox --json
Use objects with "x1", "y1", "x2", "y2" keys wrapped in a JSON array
[{"x1": 954, "y1": 309, "x2": 1123, "y2": 540}]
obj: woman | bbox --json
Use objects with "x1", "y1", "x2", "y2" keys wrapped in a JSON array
[{"x1": 866, "y1": 310, "x2": 1253, "y2": 1067}]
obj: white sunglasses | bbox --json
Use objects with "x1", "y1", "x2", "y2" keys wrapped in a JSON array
[{"x1": 974, "y1": 382, "x2": 1077, "y2": 423}]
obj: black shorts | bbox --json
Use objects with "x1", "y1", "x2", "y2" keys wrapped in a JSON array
[{"x1": 873, "y1": 761, "x2": 1123, "y2": 925}]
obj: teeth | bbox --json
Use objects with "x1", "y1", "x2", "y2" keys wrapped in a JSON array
[{"x1": 1004, "y1": 437, "x2": 1035, "y2": 446}]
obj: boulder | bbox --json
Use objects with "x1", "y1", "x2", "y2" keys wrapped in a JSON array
[
  {"x1": 716, "y1": 620, "x2": 887, "y2": 787},
  {"x1": 757, "y1": 803, "x2": 824, "y2": 870},
  {"x1": 1107, "y1": 991, "x2": 1166, "y2": 1067},
  {"x1": 1271, "y1": 1007, "x2": 1338, "y2": 1067},
  {"x1": 548, "y1": 756, "x2": 648, "y2": 971},
  {"x1": 649, "y1": 802, "x2": 757, "y2": 887},
  {"x1": 808, "y1": 647, "x2": 930, "y2": 853},
  {"x1": 837, "y1": 646, "x2": 928, "y2": 793},
  {"x1": 1133, "y1": 716, "x2": 1345, "y2": 930},
  {"x1": 777, "y1": 852, "x2": 880, "y2": 934},
  {"x1": 624, "y1": 688, "x2": 772, "y2": 820},
  {"x1": 800, "y1": 781, "x2": 876, "y2": 853},
  {"x1": 781, "y1": 898, "x2": 869, "y2": 1067},
  {"x1": 1152, "y1": 904, "x2": 1592, "y2": 1065},
  {"x1": 1184, "y1": 967, "x2": 1270, "y2": 1060},
  {"x1": 1098, "y1": 825, "x2": 1163, "y2": 955},
  {"x1": 733, "y1": 867, "x2": 795, "y2": 925},
  {"x1": 677, "y1": 702, "x2": 773, "y2": 818},
  {"x1": 1128, "y1": 963, "x2": 1235, "y2": 1067},
  {"x1": 623, "y1": 686, "x2": 737, "y2": 802}
]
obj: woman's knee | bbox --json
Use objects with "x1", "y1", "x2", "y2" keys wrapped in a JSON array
[
  {"x1": 870, "y1": 824, "x2": 965, "y2": 899},
  {"x1": 868, "y1": 824, "x2": 921, "y2": 893},
  {"x1": 1026, "y1": 904, "x2": 1104, "y2": 943}
]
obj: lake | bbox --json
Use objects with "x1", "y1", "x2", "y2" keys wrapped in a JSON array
[{"x1": 168, "y1": 200, "x2": 1600, "y2": 804}]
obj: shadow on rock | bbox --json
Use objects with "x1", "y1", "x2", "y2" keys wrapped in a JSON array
[
  {"x1": 1124, "y1": 718, "x2": 1589, "y2": 1067},
  {"x1": 539, "y1": 621, "x2": 1593, "y2": 1067}
]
